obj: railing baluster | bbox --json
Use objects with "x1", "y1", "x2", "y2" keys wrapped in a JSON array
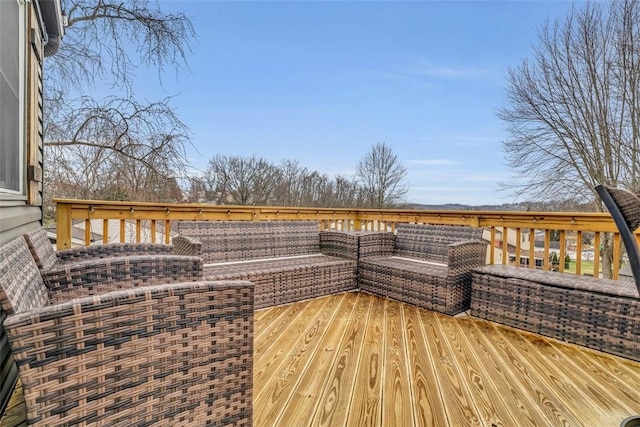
[
  {"x1": 136, "y1": 220, "x2": 142, "y2": 243},
  {"x1": 529, "y1": 228, "x2": 536, "y2": 269},
  {"x1": 489, "y1": 227, "x2": 496, "y2": 265},
  {"x1": 613, "y1": 233, "x2": 621, "y2": 279},
  {"x1": 593, "y1": 232, "x2": 601, "y2": 278},
  {"x1": 559, "y1": 230, "x2": 567, "y2": 273},
  {"x1": 501, "y1": 226, "x2": 508, "y2": 265},
  {"x1": 515, "y1": 228, "x2": 522, "y2": 267},
  {"x1": 120, "y1": 219, "x2": 125, "y2": 243},
  {"x1": 103, "y1": 219, "x2": 109, "y2": 244},
  {"x1": 575, "y1": 230, "x2": 583, "y2": 275},
  {"x1": 544, "y1": 229, "x2": 550, "y2": 270},
  {"x1": 85, "y1": 219, "x2": 91, "y2": 245},
  {"x1": 150, "y1": 220, "x2": 156, "y2": 243}
]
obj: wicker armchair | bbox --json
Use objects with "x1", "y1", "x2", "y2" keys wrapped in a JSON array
[
  {"x1": 0, "y1": 235, "x2": 254, "y2": 426},
  {"x1": 22, "y1": 227, "x2": 203, "y2": 294},
  {"x1": 23, "y1": 226, "x2": 173, "y2": 269},
  {"x1": 596, "y1": 184, "x2": 640, "y2": 294}
]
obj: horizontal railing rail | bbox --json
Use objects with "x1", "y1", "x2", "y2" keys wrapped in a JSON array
[{"x1": 54, "y1": 198, "x2": 639, "y2": 279}]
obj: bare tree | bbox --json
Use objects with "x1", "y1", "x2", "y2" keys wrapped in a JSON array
[
  {"x1": 203, "y1": 155, "x2": 279, "y2": 205},
  {"x1": 49, "y1": 1, "x2": 193, "y2": 94},
  {"x1": 332, "y1": 175, "x2": 362, "y2": 207},
  {"x1": 45, "y1": 96, "x2": 190, "y2": 177},
  {"x1": 498, "y1": 0, "x2": 640, "y2": 277},
  {"x1": 274, "y1": 160, "x2": 309, "y2": 206},
  {"x1": 499, "y1": 1, "x2": 640, "y2": 201},
  {"x1": 356, "y1": 143, "x2": 408, "y2": 208},
  {"x1": 273, "y1": 160, "x2": 362, "y2": 207},
  {"x1": 44, "y1": 1, "x2": 195, "y2": 207},
  {"x1": 199, "y1": 156, "x2": 363, "y2": 208}
]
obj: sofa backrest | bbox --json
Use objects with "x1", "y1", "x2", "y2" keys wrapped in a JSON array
[
  {"x1": 395, "y1": 224, "x2": 484, "y2": 263},
  {"x1": 176, "y1": 221, "x2": 321, "y2": 263},
  {"x1": 0, "y1": 236, "x2": 49, "y2": 315},
  {"x1": 23, "y1": 227, "x2": 57, "y2": 269}
]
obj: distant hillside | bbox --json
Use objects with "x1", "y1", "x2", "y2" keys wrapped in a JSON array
[{"x1": 405, "y1": 200, "x2": 597, "y2": 212}]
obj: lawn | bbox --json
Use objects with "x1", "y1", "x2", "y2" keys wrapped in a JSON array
[{"x1": 565, "y1": 260, "x2": 594, "y2": 276}]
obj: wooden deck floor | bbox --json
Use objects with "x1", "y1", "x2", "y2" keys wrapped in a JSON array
[
  {"x1": 254, "y1": 291, "x2": 640, "y2": 427},
  {"x1": 3, "y1": 291, "x2": 640, "y2": 426}
]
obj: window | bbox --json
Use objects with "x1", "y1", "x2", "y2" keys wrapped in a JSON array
[{"x1": 0, "y1": 0, "x2": 25, "y2": 194}]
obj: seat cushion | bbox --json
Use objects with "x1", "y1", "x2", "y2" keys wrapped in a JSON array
[
  {"x1": 360, "y1": 256, "x2": 448, "y2": 278},
  {"x1": 203, "y1": 254, "x2": 357, "y2": 309},
  {"x1": 474, "y1": 264, "x2": 639, "y2": 299}
]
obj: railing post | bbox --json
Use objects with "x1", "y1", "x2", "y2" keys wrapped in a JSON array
[
  {"x1": 354, "y1": 210, "x2": 362, "y2": 231},
  {"x1": 56, "y1": 201, "x2": 72, "y2": 250}
]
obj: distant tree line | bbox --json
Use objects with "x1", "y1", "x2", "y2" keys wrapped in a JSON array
[
  {"x1": 183, "y1": 143, "x2": 408, "y2": 208},
  {"x1": 44, "y1": 142, "x2": 409, "y2": 220}
]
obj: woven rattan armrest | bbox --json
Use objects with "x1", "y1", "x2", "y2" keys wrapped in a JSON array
[
  {"x1": 172, "y1": 235, "x2": 203, "y2": 257},
  {"x1": 5, "y1": 280, "x2": 254, "y2": 426},
  {"x1": 320, "y1": 231, "x2": 360, "y2": 260},
  {"x1": 319, "y1": 231, "x2": 396, "y2": 260},
  {"x1": 41, "y1": 255, "x2": 203, "y2": 303},
  {"x1": 447, "y1": 240, "x2": 488, "y2": 272},
  {"x1": 359, "y1": 232, "x2": 396, "y2": 258},
  {"x1": 55, "y1": 242, "x2": 173, "y2": 263}
]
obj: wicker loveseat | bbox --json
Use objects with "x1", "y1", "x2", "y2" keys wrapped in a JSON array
[
  {"x1": 173, "y1": 221, "x2": 358, "y2": 309},
  {"x1": 0, "y1": 234, "x2": 254, "y2": 426},
  {"x1": 358, "y1": 224, "x2": 487, "y2": 315}
]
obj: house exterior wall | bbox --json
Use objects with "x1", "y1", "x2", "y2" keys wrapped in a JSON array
[
  {"x1": 0, "y1": 0, "x2": 62, "y2": 415},
  {"x1": 0, "y1": 1, "x2": 46, "y2": 242}
]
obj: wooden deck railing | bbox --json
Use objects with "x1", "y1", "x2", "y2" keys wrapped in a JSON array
[{"x1": 54, "y1": 198, "x2": 637, "y2": 279}]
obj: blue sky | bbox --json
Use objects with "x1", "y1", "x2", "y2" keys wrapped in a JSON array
[{"x1": 132, "y1": 1, "x2": 576, "y2": 206}]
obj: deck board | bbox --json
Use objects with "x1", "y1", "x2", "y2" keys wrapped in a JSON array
[
  {"x1": 434, "y1": 311, "x2": 514, "y2": 426},
  {"x1": 3, "y1": 291, "x2": 640, "y2": 427},
  {"x1": 418, "y1": 309, "x2": 483, "y2": 425},
  {"x1": 0, "y1": 379, "x2": 25, "y2": 427},
  {"x1": 471, "y1": 316, "x2": 585, "y2": 425},
  {"x1": 381, "y1": 295, "x2": 410, "y2": 427},
  {"x1": 254, "y1": 293, "x2": 347, "y2": 425},
  {"x1": 402, "y1": 305, "x2": 449, "y2": 426},
  {"x1": 346, "y1": 293, "x2": 385, "y2": 426},
  {"x1": 277, "y1": 292, "x2": 357, "y2": 425},
  {"x1": 311, "y1": 292, "x2": 372, "y2": 426},
  {"x1": 449, "y1": 316, "x2": 546, "y2": 426}
]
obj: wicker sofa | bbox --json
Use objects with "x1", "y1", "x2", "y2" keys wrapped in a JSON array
[
  {"x1": 0, "y1": 234, "x2": 254, "y2": 426},
  {"x1": 174, "y1": 221, "x2": 358, "y2": 309},
  {"x1": 471, "y1": 265, "x2": 640, "y2": 362},
  {"x1": 358, "y1": 224, "x2": 487, "y2": 315}
]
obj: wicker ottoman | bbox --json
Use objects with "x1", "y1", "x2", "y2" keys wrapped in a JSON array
[{"x1": 471, "y1": 264, "x2": 640, "y2": 361}]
